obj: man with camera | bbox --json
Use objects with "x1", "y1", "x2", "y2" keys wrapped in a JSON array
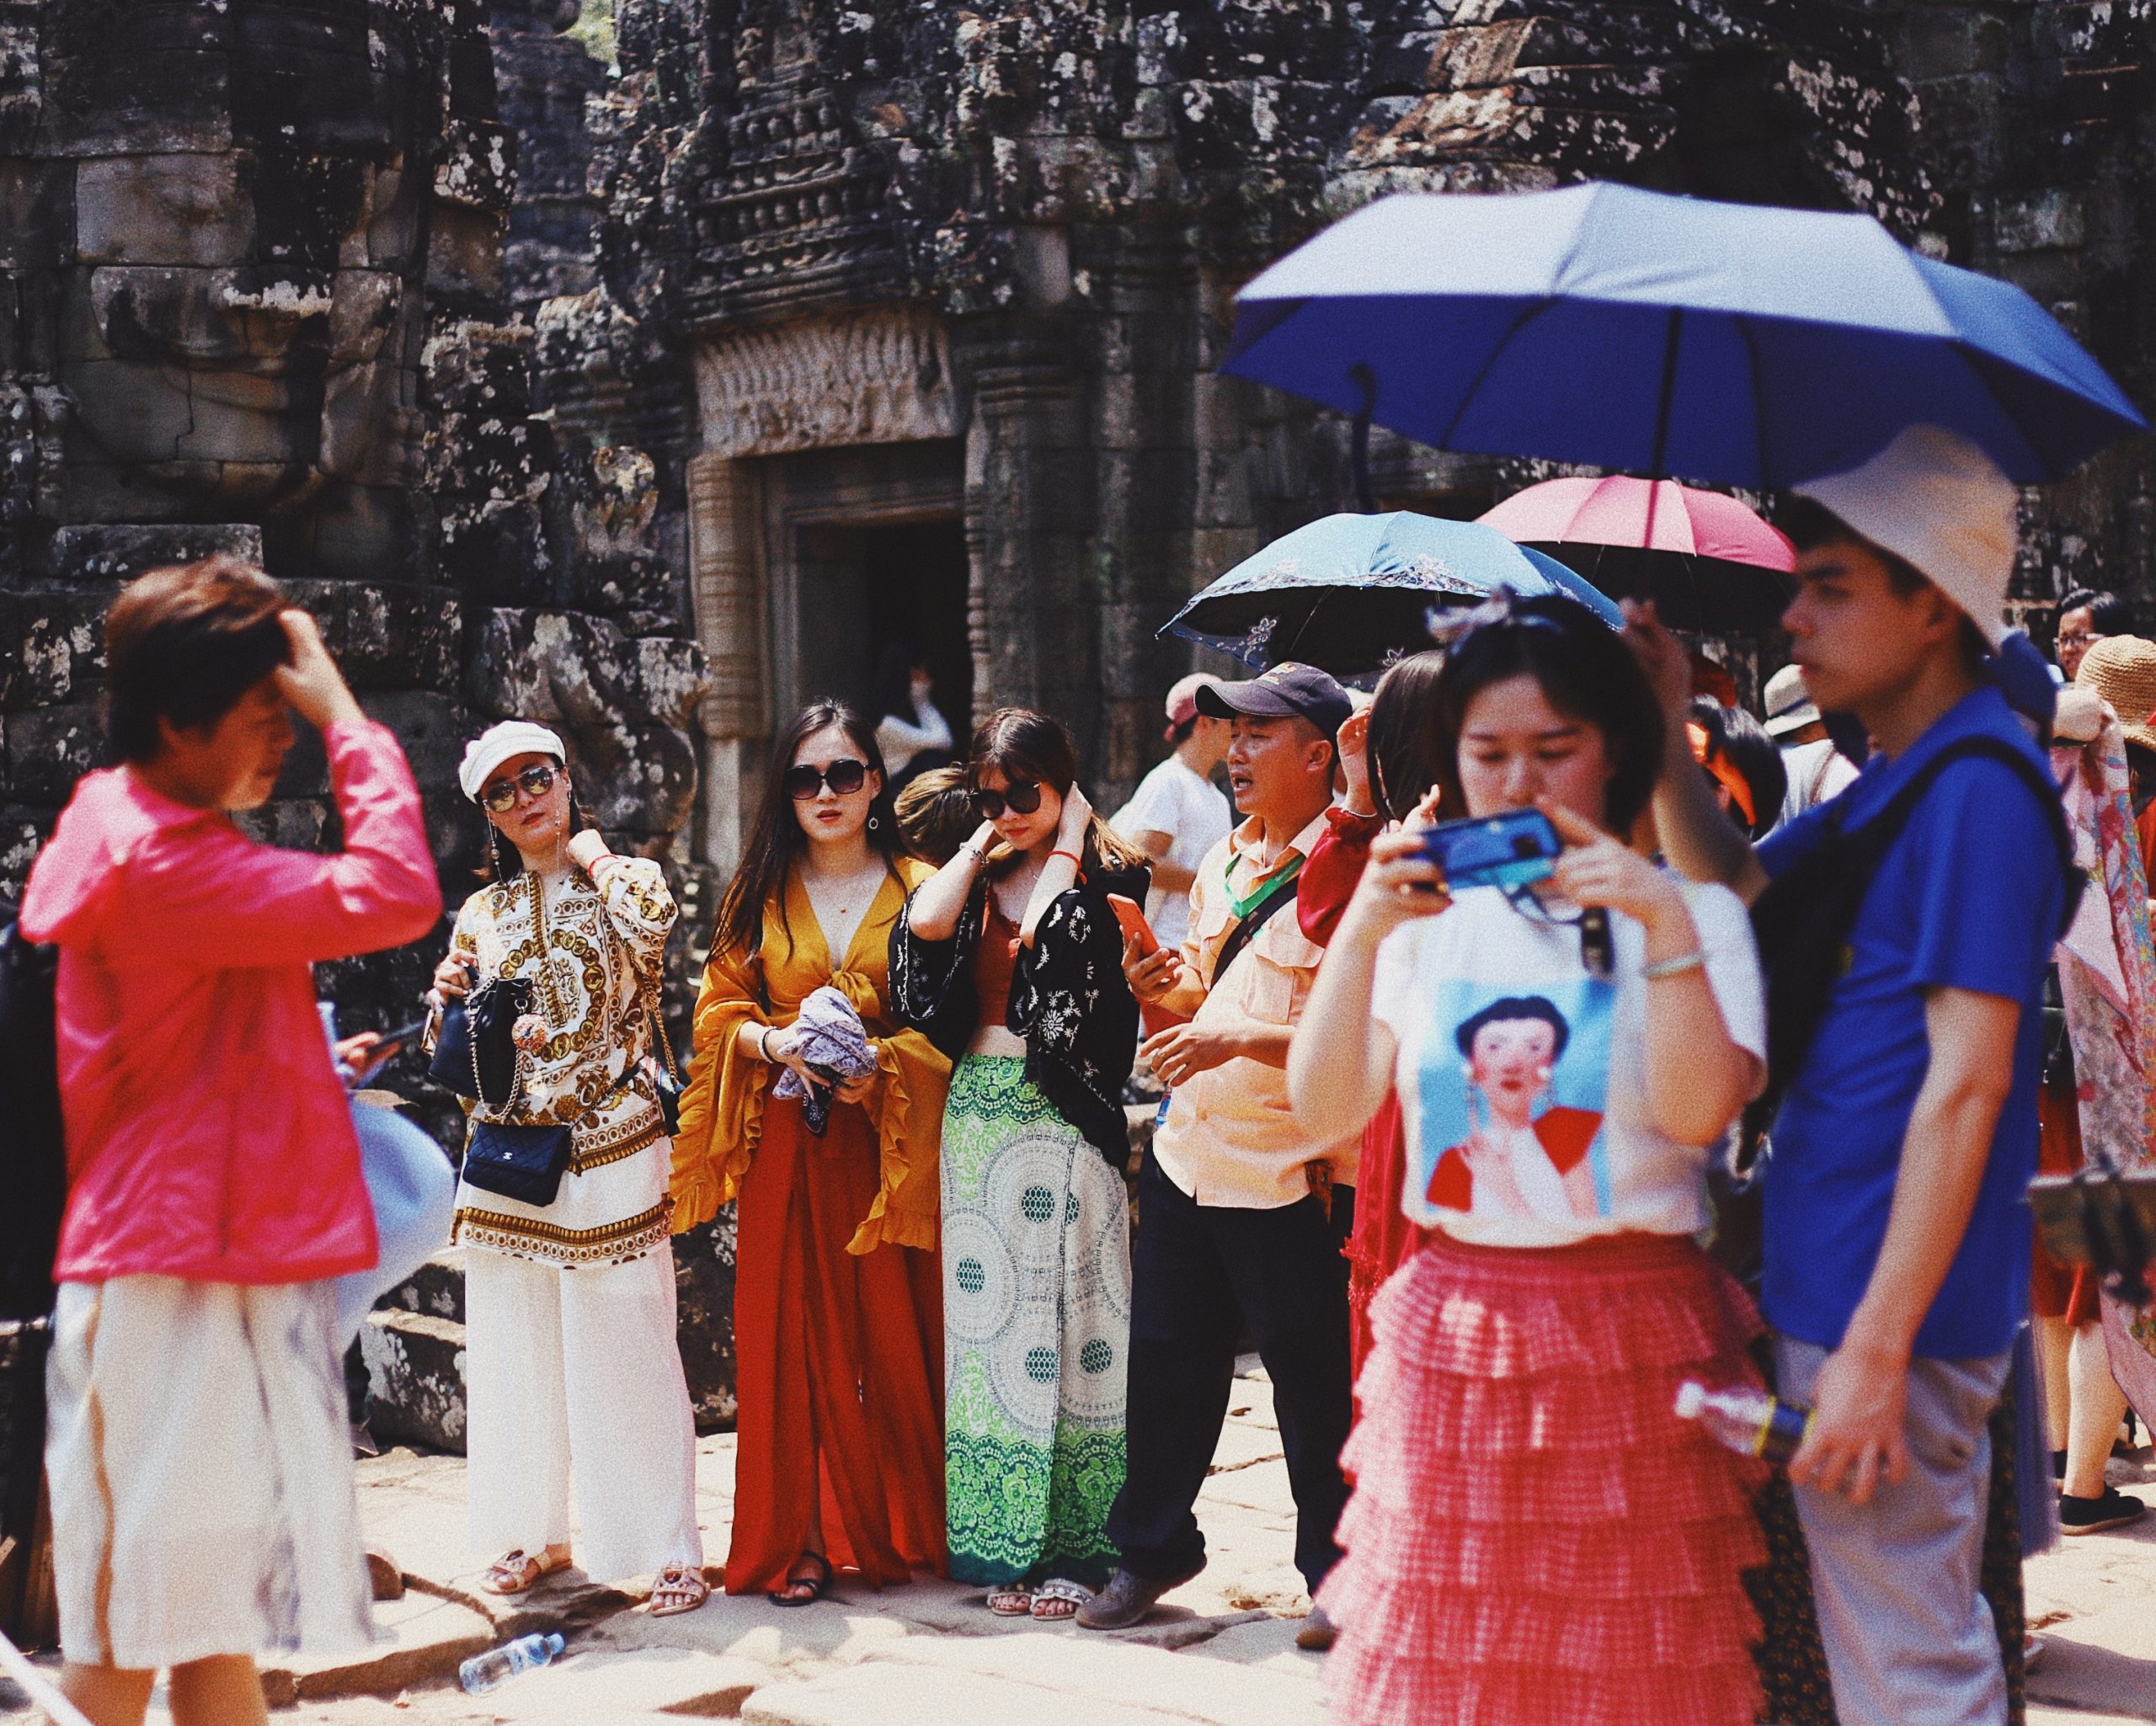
[{"x1": 1078, "y1": 663, "x2": 1361, "y2": 1639}]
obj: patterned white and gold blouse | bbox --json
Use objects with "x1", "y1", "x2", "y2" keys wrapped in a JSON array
[{"x1": 445, "y1": 855, "x2": 678, "y2": 1268}]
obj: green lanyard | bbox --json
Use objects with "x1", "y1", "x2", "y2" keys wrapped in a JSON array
[{"x1": 1224, "y1": 850, "x2": 1303, "y2": 921}]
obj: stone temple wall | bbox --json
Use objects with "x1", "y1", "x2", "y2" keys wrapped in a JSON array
[
  {"x1": 580, "y1": 0, "x2": 2151, "y2": 844},
  {"x1": 0, "y1": 2, "x2": 734, "y2": 1434}
]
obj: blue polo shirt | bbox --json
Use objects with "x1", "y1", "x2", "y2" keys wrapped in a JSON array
[{"x1": 1757, "y1": 686, "x2": 2063, "y2": 1361}]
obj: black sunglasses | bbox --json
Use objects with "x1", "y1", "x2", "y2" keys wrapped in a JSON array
[
  {"x1": 783, "y1": 759, "x2": 870, "y2": 800},
  {"x1": 478, "y1": 762, "x2": 561, "y2": 814},
  {"x1": 969, "y1": 780, "x2": 1044, "y2": 821}
]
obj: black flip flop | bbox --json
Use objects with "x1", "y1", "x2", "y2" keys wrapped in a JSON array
[{"x1": 768, "y1": 1551, "x2": 833, "y2": 1607}]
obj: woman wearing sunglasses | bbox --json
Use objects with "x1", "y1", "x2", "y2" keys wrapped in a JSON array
[
  {"x1": 669, "y1": 702, "x2": 953, "y2": 1605},
  {"x1": 891, "y1": 709, "x2": 1150, "y2": 1620},
  {"x1": 430, "y1": 720, "x2": 707, "y2": 1617}
]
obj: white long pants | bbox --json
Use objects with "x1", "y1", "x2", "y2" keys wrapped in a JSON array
[{"x1": 463, "y1": 1247, "x2": 704, "y2": 1581}]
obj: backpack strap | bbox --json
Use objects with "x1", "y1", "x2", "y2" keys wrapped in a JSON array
[{"x1": 1834, "y1": 733, "x2": 2079, "y2": 937}]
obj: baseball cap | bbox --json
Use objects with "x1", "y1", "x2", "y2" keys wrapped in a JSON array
[
  {"x1": 1164, "y1": 672, "x2": 1225, "y2": 739},
  {"x1": 1195, "y1": 661, "x2": 1353, "y2": 739},
  {"x1": 1793, "y1": 425, "x2": 2019, "y2": 647},
  {"x1": 1762, "y1": 664, "x2": 1822, "y2": 738},
  {"x1": 459, "y1": 719, "x2": 567, "y2": 802}
]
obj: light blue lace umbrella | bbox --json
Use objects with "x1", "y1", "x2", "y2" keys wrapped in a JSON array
[{"x1": 1161, "y1": 510, "x2": 1623, "y2": 679}]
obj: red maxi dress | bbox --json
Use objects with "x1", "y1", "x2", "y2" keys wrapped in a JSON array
[{"x1": 670, "y1": 862, "x2": 952, "y2": 1592}]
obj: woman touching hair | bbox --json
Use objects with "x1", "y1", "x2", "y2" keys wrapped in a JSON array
[
  {"x1": 669, "y1": 703, "x2": 952, "y2": 1605},
  {"x1": 1288, "y1": 595, "x2": 1771, "y2": 1726},
  {"x1": 892, "y1": 709, "x2": 1148, "y2": 1621}
]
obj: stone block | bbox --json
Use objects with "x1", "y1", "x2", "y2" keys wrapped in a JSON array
[
  {"x1": 0, "y1": 585, "x2": 111, "y2": 711},
  {"x1": 75, "y1": 153, "x2": 253, "y2": 266},
  {"x1": 1997, "y1": 190, "x2": 2086, "y2": 255},
  {"x1": 257, "y1": 1587, "x2": 495, "y2": 1707},
  {"x1": 378, "y1": 1250, "x2": 469, "y2": 1327},
  {"x1": 675, "y1": 1219, "x2": 739, "y2": 1433},
  {"x1": 286, "y1": 579, "x2": 462, "y2": 694},
  {"x1": 47, "y1": 522, "x2": 260, "y2": 583},
  {"x1": 0, "y1": 160, "x2": 74, "y2": 271},
  {"x1": 2, "y1": 701, "x2": 97, "y2": 804},
  {"x1": 361, "y1": 1307, "x2": 470, "y2": 1453}
]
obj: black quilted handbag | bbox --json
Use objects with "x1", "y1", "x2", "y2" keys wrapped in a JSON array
[{"x1": 460, "y1": 1118, "x2": 574, "y2": 1207}]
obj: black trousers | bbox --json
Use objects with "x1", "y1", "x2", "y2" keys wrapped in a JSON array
[{"x1": 1106, "y1": 1149, "x2": 1355, "y2": 1592}]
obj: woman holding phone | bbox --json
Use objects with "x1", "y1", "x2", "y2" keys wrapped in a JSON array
[
  {"x1": 1288, "y1": 594, "x2": 1771, "y2": 1726},
  {"x1": 430, "y1": 720, "x2": 707, "y2": 1617},
  {"x1": 893, "y1": 709, "x2": 1148, "y2": 1620},
  {"x1": 669, "y1": 702, "x2": 952, "y2": 1605}
]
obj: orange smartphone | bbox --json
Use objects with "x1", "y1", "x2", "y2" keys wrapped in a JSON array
[{"x1": 1106, "y1": 892, "x2": 1159, "y2": 956}]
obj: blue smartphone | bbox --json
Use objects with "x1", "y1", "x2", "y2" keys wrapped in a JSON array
[{"x1": 1414, "y1": 808, "x2": 1561, "y2": 892}]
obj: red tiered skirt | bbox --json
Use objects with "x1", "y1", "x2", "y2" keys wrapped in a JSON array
[{"x1": 1319, "y1": 1230, "x2": 1769, "y2": 1726}]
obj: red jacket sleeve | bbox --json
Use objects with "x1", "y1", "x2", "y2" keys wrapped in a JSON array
[
  {"x1": 115, "y1": 720, "x2": 443, "y2": 966},
  {"x1": 1297, "y1": 808, "x2": 1385, "y2": 945}
]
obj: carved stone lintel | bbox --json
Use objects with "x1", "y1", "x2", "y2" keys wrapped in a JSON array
[
  {"x1": 691, "y1": 305, "x2": 957, "y2": 461},
  {"x1": 686, "y1": 451, "x2": 766, "y2": 740}
]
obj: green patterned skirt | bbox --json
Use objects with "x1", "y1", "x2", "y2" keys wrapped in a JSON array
[{"x1": 941, "y1": 1056, "x2": 1131, "y2": 1587}]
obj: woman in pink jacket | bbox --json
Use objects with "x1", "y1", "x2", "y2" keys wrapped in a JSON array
[{"x1": 22, "y1": 557, "x2": 441, "y2": 1726}]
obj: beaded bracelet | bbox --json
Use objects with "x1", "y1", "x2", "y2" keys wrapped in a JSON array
[{"x1": 1641, "y1": 951, "x2": 1706, "y2": 981}]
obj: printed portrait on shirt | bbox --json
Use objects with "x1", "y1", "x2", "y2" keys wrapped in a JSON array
[{"x1": 1410, "y1": 980, "x2": 1615, "y2": 1228}]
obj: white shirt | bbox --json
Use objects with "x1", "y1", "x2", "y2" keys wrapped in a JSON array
[
  {"x1": 1776, "y1": 738, "x2": 1859, "y2": 828},
  {"x1": 1111, "y1": 754, "x2": 1233, "y2": 951},
  {"x1": 876, "y1": 697, "x2": 953, "y2": 776},
  {"x1": 1369, "y1": 878, "x2": 1765, "y2": 1249}
]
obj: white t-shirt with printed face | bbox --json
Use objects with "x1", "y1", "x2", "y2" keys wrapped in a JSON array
[
  {"x1": 1111, "y1": 754, "x2": 1233, "y2": 951},
  {"x1": 1369, "y1": 877, "x2": 1766, "y2": 1249}
]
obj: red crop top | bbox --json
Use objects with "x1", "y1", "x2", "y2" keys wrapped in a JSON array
[{"x1": 973, "y1": 895, "x2": 1022, "y2": 1031}]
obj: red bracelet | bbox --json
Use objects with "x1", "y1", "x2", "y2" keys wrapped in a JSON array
[{"x1": 1049, "y1": 848, "x2": 1081, "y2": 866}]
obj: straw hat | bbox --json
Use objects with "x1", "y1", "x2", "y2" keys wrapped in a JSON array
[{"x1": 2075, "y1": 635, "x2": 2156, "y2": 754}]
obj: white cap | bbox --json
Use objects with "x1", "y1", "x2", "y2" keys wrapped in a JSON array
[
  {"x1": 1794, "y1": 425, "x2": 2019, "y2": 647},
  {"x1": 1762, "y1": 664, "x2": 1821, "y2": 739},
  {"x1": 458, "y1": 720, "x2": 567, "y2": 802}
]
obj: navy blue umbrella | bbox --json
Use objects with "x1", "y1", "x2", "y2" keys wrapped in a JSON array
[
  {"x1": 1224, "y1": 184, "x2": 2145, "y2": 488},
  {"x1": 1162, "y1": 510, "x2": 1623, "y2": 679}
]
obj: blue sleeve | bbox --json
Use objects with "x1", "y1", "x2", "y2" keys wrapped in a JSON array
[
  {"x1": 1901, "y1": 759, "x2": 2063, "y2": 1002},
  {"x1": 1757, "y1": 792, "x2": 1837, "y2": 880}
]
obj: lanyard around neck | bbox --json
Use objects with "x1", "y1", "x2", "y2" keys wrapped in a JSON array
[{"x1": 1225, "y1": 850, "x2": 1302, "y2": 921}]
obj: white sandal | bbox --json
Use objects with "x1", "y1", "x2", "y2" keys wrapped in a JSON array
[
  {"x1": 648, "y1": 1563, "x2": 711, "y2": 1617},
  {"x1": 1030, "y1": 1578, "x2": 1094, "y2": 1621}
]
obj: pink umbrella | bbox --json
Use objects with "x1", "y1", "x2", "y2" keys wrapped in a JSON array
[{"x1": 1477, "y1": 477, "x2": 1796, "y2": 634}]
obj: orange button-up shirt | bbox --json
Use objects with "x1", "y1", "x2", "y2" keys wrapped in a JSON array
[{"x1": 1153, "y1": 809, "x2": 1361, "y2": 1209}]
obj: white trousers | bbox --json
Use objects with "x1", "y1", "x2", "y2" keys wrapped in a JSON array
[
  {"x1": 462, "y1": 1247, "x2": 704, "y2": 1581},
  {"x1": 45, "y1": 1277, "x2": 374, "y2": 1669}
]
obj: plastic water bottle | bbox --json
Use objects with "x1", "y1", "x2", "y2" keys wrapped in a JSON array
[
  {"x1": 459, "y1": 1632, "x2": 565, "y2": 1695},
  {"x1": 1673, "y1": 1380, "x2": 1813, "y2": 1466}
]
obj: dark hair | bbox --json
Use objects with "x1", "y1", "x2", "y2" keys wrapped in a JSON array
[
  {"x1": 894, "y1": 764, "x2": 975, "y2": 866},
  {"x1": 969, "y1": 706, "x2": 1149, "y2": 874},
  {"x1": 1429, "y1": 595, "x2": 1664, "y2": 834},
  {"x1": 1780, "y1": 497, "x2": 1990, "y2": 670},
  {"x1": 102, "y1": 555, "x2": 291, "y2": 762},
  {"x1": 1688, "y1": 695, "x2": 1788, "y2": 842},
  {"x1": 1454, "y1": 994, "x2": 1570, "y2": 1062},
  {"x1": 1166, "y1": 714, "x2": 1199, "y2": 748},
  {"x1": 2060, "y1": 588, "x2": 2133, "y2": 635},
  {"x1": 716, "y1": 701, "x2": 899, "y2": 961},
  {"x1": 1365, "y1": 651, "x2": 1448, "y2": 822},
  {"x1": 867, "y1": 641, "x2": 921, "y2": 727}
]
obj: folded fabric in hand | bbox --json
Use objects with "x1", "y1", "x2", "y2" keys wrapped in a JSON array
[{"x1": 772, "y1": 985, "x2": 878, "y2": 1136}]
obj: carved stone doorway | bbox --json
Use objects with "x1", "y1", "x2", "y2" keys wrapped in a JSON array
[{"x1": 757, "y1": 439, "x2": 969, "y2": 730}]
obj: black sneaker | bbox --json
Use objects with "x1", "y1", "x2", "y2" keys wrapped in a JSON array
[{"x1": 2059, "y1": 1485, "x2": 2148, "y2": 1535}]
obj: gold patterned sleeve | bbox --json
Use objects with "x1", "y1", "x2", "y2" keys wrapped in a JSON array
[
  {"x1": 590, "y1": 855, "x2": 678, "y2": 976},
  {"x1": 668, "y1": 933, "x2": 771, "y2": 1233}
]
